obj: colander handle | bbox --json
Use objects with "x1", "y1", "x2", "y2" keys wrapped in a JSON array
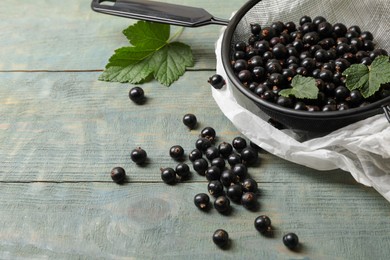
[
  {"x1": 91, "y1": 0, "x2": 229, "y2": 27},
  {"x1": 383, "y1": 105, "x2": 390, "y2": 123}
]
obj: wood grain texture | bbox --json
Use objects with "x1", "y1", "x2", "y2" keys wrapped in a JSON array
[
  {"x1": 0, "y1": 0, "x2": 246, "y2": 71},
  {"x1": 0, "y1": 0, "x2": 390, "y2": 259},
  {"x1": 0, "y1": 182, "x2": 388, "y2": 259}
]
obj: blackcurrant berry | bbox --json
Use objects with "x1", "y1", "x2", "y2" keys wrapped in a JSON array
[
  {"x1": 200, "y1": 126, "x2": 216, "y2": 141},
  {"x1": 169, "y1": 145, "x2": 184, "y2": 160},
  {"x1": 182, "y1": 113, "x2": 197, "y2": 129},
  {"x1": 175, "y1": 163, "x2": 190, "y2": 179},
  {"x1": 241, "y1": 192, "x2": 257, "y2": 210},
  {"x1": 272, "y1": 43, "x2": 288, "y2": 59},
  {"x1": 242, "y1": 178, "x2": 258, "y2": 193},
  {"x1": 254, "y1": 215, "x2": 272, "y2": 233},
  {"x1": 232, "y1": 137, "x2": 247, "y2": 152},
  {"x1": 226, "y1": 183, "x2": 243, "y2": 203},
  {"x1": 333, "y1": 23, "x2": 347, "y2": 37},
  {"x1": 241, "y1": 146, "x2": 259, "y2": 165},
  {"x1": 250, "y1": 23, "x2": 262, "y2": 35},
  {"x1": 313, "y1": 16, "x2": 326, "y2": 25},
  {"x1": 195, "y1": 138, "x2": 212, "y2": 153},
  {"x1": 194, "y1": 193, "x2": 210, "y2": 210},
  {"x1": 193, "y1": 158, "x2": 208, "y2": 175},
  {"x1": 205, "y1": 146, "x2": 220, "y2": 161},
  {"x1": 218, "y1": 142, "x2": 233, "y2": 158},
  {"x1": 110, "y1": 167, "x2": 126, "y2": 184},
  {"x1": 220, "y1": 169, "x2": 238, "y2": 187},
  {"x1": 205, "y1": 166, "x2": 222, "y2": 181},
  {"x1": 208, "y1": 180, "x2": 224, "y2": 197},
  {"x1": 211, "y1": 157, "x2": 226, "y2": 170},
  {"x1": 232, "y1": 163, "x2": 247, "y2": 181},
  {"x1": 130, "y1": 147, "x2": 147, "y2": 164},
  {"x1": 188, "y1": 149, "x2": 202, "y2": 162},
  {"x1": 299, "y1": 15, "x2": 312, "y2": 26},
  {"x1": 208, "y1": 74, "x2": 225, "y2": 89},
  {"x1": 214, "y1": 196, "x2": 231, "y2": 214},
  {"x1": 283, "y1": 233, "x2": 299, "y2": 250},
  {"x1": 227, "y1": 153, "x2": 242, "y2": 166},
  {"x1": 212, "y1": 229, "x2": 229, "y2": 248},
  {"x1": 129, "y1": 87, "x2": 145, "y2": 104},
  {"x1": 160, "y1": 167, "x2": 176, "y2": 184}
]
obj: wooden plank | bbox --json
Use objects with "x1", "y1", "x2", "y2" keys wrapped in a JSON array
[
  {"x1": 0, "y1": 71, "x2": 359, "y2": 185},
  {"x1": 0, "y1": 0, "x2": 246, "y2": 71},
  {"x1": 0, "y1": 182, "x2": 388, "y2": 259}
]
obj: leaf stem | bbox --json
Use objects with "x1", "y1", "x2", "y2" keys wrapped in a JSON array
[{"x1": 168, "y1": 27, "x2": 185, "y2": 43}]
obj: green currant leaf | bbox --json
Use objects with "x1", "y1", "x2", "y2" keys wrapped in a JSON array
[
  {"x1": 99, "y1": 21, "x2": 194, "y2": 86},
  {"x1": 122, "y1": 21, "x2": 169, "y2": 49},
  {"x1": 279, "y1": 75, "x2": 318, "y2": 99},
  {"x1": 343, "y1": 55, "x2": 390, "y2": 98}
]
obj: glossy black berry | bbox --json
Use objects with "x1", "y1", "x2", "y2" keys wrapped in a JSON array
[
  {"x1": 188, "y1": 149, "x2": 202, "y2": 162},
  {"x1": 299, "y1": 15, "x2": 312, "y2": 26},
  {"x1": 110, "y1": 167, "x2": 126, "y2": 184},
  {"x1": 205, "y1": 166, "x2": 222, "y2": 181},
  {"x1": 226, "y1": 184, "x2": 244, "y2": 203},
  {"x1": 200, "y1": 127, "x2": 216, "y2": 141},
  {"x1": 241, "y1": 192, "x2": 257, "y2": 210},
  {"x1": 250, "y1": 23, "x2": 262, "y2": 35},
  {"x1": 214, "y1": 196, "x2": 231, "y2": 214},
  {"x1": 169, "y1": 145, "x2": 184, "y2": 160},
  {"x1": 208, "y1": 180, "x2": 224, "y2": 197},
  {"x1": 218, "y1": 142, "x2": 233, "y2": 158},
  {"x1": 211, "y1": 157, "x2": 226, "y2": 170},
  {"x1": 283, "y1": 233, "x2": 299, "y2": 250},
  {"x1": 232, "y1": 137, "x2": 247, "y2": 152},
  {"x1": 212, "y1": 229, "x2": 229, "y2": 248},
  {"x1": 227, "y1": 153, "x2": 242, "y2": 166},
  {"x1": 194, "y1": 193, "x2": 210, "y2": 210},
  {"x1": 240, "y1": 147, "x2": 259, "y2": 165},
  {"x1": 220, "y1": 169, "x2": 238, "y2": 187},
  {"x1": 232, "y1": 163, "x2": 247, "y2": 181},
  {"x1": 193, "y1": 158, "x2": 208, "y2": 175},
  {"x1": 195, "y1": 138, "x2": 212, "y2": 153},
  {"x1": 208, "y1": 74, "x2": 225, "y2": 89},
  {"x1": 160, "y1": 167, "x2": 176, "y2": 184},
  {"x1": 128, "y1": 87, "x2": 145, "y2": 104},
  {"x1": 205, "y1": 146, "x2": 220, "y2": 161},
  {"x1": 182, "y1": 113, "x2": 197, "y2": 129},
  {"x1": 175, "y1": 163, "x2": 190, "y2": 179},
  {"x1": 254, "y1": 215, "x2": 272, "y2": 233},
  {"x1": 242, "y1": 178, "x2": 258, "y2": 193},
  {"x1": 130, "y1": 147, "x2": 147, "y2": 164}
]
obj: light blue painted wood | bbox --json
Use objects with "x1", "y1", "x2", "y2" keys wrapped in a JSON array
[{"x1": 0, "y1": 0, "x2": 389, "y2": 259}]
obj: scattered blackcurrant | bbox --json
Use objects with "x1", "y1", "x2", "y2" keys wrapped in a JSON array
[
  {"x1": 208, "y1": 74, "x2": 225, "y2": 89},
  {"x1": 110, "y1": 167, "x2": 126, "y2": 184},
  {"x1": 283, "y1": 233, "x2": 299, "y2": 250},
  {"x1": 169, "y1": 145, "x2": 184, "y2": 160},
  {"x1": 160, "y1": 167, "x2": 176, "y2": 184},
  {"x1": 212, "y1": 229, "x2": 229, "y2": 248},
  {"x1": 254, "y1": 215, "x2": 272, "y2": 233},
  {"x1": 128, "y1": 87, "x2": 145, "y2": 104},
  {"x1": 214, "y1": 196, "x2": 231, "y2": 214},
  {"x1": 182, "y1": 113, "x2": 197, "y2": 129},
  {"x1": 175, "y1": 163, "x2": 190, "y2": 179},
  {"x1": 130, "y1": 147, "x2": 147, "y2": 164},
  {"x1": 194, "y1": 193, "x2": 210, "y2": 210}
]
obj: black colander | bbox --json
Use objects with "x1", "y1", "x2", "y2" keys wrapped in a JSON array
[{"x1": 91, "y1": 0, "x2": 390, "y2": 132}]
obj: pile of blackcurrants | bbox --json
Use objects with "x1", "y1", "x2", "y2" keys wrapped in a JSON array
[
  {"x1": 110, "y1": 113, "x2": 300, "y2": 251},
  {"x1": 230, "y1": 15, "x2": 389, "y2": 111}
]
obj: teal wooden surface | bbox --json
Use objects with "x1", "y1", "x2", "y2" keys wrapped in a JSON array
[{"x1": 0, "y1": 0, "x2": 390, "y2": 259}]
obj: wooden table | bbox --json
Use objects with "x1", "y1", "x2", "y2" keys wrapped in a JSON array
[{"x1": 1, "y1": 0, "x2": 389, "y2": 259}]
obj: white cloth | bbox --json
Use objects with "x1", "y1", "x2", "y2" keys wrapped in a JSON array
[{"x1": 213, "y1": 29, "x2": 390, "y2": 203}]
